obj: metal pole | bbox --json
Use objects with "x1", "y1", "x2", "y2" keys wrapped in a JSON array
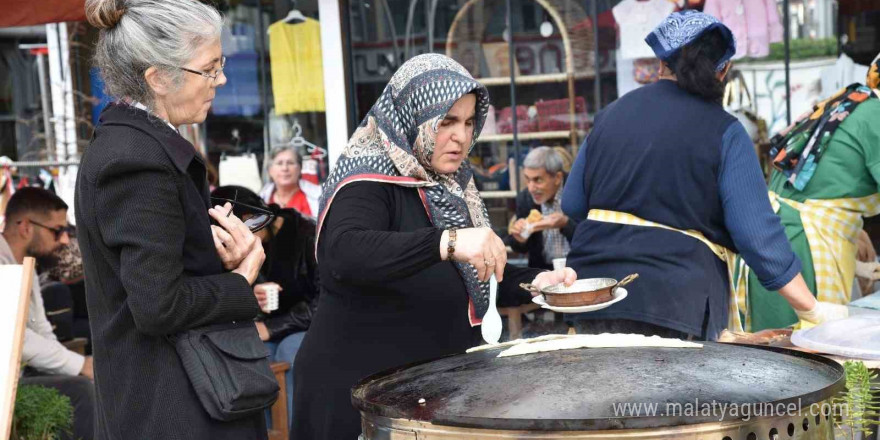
[
  {"x1": 256, "y1": 4, "x2": 272, "y2": 177},
  {"x1": 783, "y1": 0, "x2": 791, "y2": 126},
  {"x1": 35, "y1": 51, "x2": 55, "y2": 162},
  {"x1": 506, "y1": 0, "x2": 520, "y2": 190},
  {"x1": 590, "y1": 0, "x2": 600, "y2": 113}
]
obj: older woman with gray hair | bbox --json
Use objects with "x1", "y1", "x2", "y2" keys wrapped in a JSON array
[
  {"x1": 259, "y1": 145, "x2": 321, "y2": 218},
  {"x1": 77, "y1": 1, "x2": 268, "y2": 439}
]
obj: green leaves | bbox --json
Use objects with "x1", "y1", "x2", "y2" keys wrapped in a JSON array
[
  {"x1": 833, "y1": 361, "x2": 880, "y2": 439},
  {"x1": 11, "y1": 385, "x2": 73, "y2": 440}
]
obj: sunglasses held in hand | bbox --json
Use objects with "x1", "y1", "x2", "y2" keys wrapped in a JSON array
[{"x1": 209, "y1": 196, "x2": 275, "y2": 233}]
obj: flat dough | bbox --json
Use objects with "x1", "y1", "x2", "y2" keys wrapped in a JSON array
[{"x1": 497, "y1": 333, "x2": 702, "y2": 358}]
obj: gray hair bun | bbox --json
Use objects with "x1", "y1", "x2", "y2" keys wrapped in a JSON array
[{"x1": 85, "y1": 0, "x2": 126, "y2": 29}]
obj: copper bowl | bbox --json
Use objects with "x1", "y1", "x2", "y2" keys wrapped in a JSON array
[{"x1": 521, "y1": 274, "x2": 638, "y2": 307}]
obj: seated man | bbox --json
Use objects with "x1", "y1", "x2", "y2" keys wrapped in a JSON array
[
  {"x1": 506, "y1": 147, "x2": 578, "y2": 270},
  {"x1": 1, "y1": 187, "x2": 94, "y2": 440}
]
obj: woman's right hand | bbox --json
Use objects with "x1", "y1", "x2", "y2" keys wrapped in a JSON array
[
  {"x1": 441, "y1": 227, "x2": 507, "y2": 282},
  {"x1": 231, "y1": 239, "x2": 265, "y2": 285},
  {"x1": 209, "y1": 202, "x2": 258, "y2": 270}
]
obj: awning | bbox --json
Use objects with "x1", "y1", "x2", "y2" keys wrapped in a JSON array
[
  {"x1": 839, "y1": 0, "x2": 880, "y2": 15},
  {"x1": 0, "y1": 0, "x2": 85, "y2": 28}
]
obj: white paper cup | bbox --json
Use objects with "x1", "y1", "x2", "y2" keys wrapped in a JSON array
[
  {"x1": 520, "y1": 223, "x2": 532, "y2": 239},
  {"x1": 552, "y1": 258, "x2": 567, "y2": 271},
  {"x1": 263, "y1": 286, "x2": 279, "y2": 313}
]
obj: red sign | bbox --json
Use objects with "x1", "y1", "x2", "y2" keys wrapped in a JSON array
[{"x1": 0, "y1": 0, "x2": 85, "y2": 27}]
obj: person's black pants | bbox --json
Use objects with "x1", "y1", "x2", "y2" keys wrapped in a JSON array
[{"x1": 19, "y1": 375, "x2": 95, "y2": 440}]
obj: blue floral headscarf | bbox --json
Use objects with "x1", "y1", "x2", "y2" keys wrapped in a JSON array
[{"x1": 645, "y1": 10, "x2": 736, "y2": 72}]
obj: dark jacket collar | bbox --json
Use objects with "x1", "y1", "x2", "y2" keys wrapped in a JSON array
[{"x1": 98, "y1": 102, "x2": 201, "y2": 174}]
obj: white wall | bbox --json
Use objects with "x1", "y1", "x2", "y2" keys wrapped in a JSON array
[
  {"x1": 318, "y1": 0, "x2": 350, "y2": 170},
  {"x1": 737, "y1": 57, "x2": 836, "y2": 135}
]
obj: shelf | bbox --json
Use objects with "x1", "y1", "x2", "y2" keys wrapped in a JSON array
[
  {"x1": 476, "y1": 130, "x2": 585, "y2": 143},
  {"x1": 477, "y1": 71, "x2": 597, "y2": 86},
  {"x1": 479, "y1": 190, "x2": 518, "y2": 199}
]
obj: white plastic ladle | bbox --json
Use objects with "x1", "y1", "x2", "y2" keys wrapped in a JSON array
[{"x1": 481, "y1": 274, "x2": 502, "y2": 344}]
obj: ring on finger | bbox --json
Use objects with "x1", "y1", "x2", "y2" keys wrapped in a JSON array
[{"x1": 484, "y1": 258, "x2": 495, "y2": 266}]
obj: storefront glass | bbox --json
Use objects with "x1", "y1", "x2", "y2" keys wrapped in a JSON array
[{"x1": 203, "y1": 0, "x2": 328, "y2": 190}]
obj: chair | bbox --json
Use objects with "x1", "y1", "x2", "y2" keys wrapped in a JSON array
[
  {"x1": 267, "y1": 361, "x2": 290, "y2": 440},
  {"x1": 61, "y1": 338, "x2": 88, "y2": 355},
  {"x1": 498, "y1": 303, "x2": 542, "y2": 340}
]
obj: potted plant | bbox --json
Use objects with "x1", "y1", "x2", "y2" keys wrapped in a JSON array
[
  {"x1": 834, "y1": 361, "x2": 880, "y2": 440},
  {"x1": 10, "y1": 385, "x2": 73, "y2": 440}
]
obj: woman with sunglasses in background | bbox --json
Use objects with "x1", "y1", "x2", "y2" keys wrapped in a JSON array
[
  {"x1": 211, "y1": 185, "x2": 319, "y2": 431},
  {"x1": 76, "y1": 1, "x2": 268, "y2": 439}
]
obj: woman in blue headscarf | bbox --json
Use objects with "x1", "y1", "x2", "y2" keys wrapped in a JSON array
[{"x1": 560, "y1": 11, "x2": 845, "y2": 341}]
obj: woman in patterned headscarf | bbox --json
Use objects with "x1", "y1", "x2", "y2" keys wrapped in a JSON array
[
  {"x1": 291, "y1": 54, "x2": 575, "y2": 440},
  {"x1": 743, "y1": 52, "x2": 880, "y2": 331}
]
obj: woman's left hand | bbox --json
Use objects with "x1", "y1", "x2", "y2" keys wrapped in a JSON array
[{"x1": 527, "y1": 268, "x2": 577, "y2": 297}]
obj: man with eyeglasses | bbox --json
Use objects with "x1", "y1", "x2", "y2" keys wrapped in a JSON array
[{"x1": 1, "y1": 187, "x2": 95, "y2": 440}]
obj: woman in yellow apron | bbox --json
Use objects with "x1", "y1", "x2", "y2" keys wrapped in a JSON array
[{"x1": 745, "y1": 53, "x2": 880, "y2": 331}]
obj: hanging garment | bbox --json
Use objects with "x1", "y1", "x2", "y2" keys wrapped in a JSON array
[
  {"x1": 703, "y1": 0, "x2": 783, "y2": 59},
  {"x1": 612, "y1": 0, "x2": 676, "y2": 60},
  {"x1": 268, "y1": 18, "x2": 325, "y2": 114},
  {"x1": 820, "y1": 54, "x2": 870, "y2": 97},
  {"x1": 211, "y1": 52, "x2": 261, "y2": 117},
  {"x1": 219, "y1": 153, "x2": 263, "y2": 194}
]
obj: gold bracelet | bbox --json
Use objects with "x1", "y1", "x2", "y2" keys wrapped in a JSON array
[{"x1": 446, "y1": 228, "x2": 457, "y2": 261}]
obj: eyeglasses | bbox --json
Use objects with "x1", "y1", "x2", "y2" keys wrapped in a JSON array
[
  {"x1": 272, "y1": 160, "x2": 301, "y2": 168},
  {"x1": 179, "y1": 56, "x2": 226, "y2": 83},
  {"x1": 23, "y1": 220, "x2": 73, "y2": 241},
  {"x1": 210, "y1": 195, "x2": 275, "y2": 233}
]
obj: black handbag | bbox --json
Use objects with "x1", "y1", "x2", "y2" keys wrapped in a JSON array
[{"x1": 168, "y1": 321, "x2": 279, "y2": 421}]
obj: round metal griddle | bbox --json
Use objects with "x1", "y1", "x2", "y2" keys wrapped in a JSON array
[{"x1": 352, "y1": 343, "x2": 844, "y2": 431}]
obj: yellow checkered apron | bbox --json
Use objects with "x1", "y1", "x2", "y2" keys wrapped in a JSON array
[
  {"x1": 765, "y1": 191, "x2": 880, "y2": 305},
  {"x1": 587, "y1": 209, "x2": 750, "y2": 332}
]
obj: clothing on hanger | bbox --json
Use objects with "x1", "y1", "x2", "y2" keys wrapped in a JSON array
[
  {"x1": 820, "y1": 54, "x2": 870, "y2": 96},
  {"x1": 616, "y1": 49, "x2": 642, "y2": 97},
  {"x1": 219, "y1": 153, "x2": 263, "y2": 194},
  {"x1": 283, "y1": 8, "x2": 305, "y2": 24},
  {"x1": 703, "y1": 0, "x2": 783, "y2": 59},
  {"x1": 268, "y1": 17, "x2": 325, "y2": 114},
  {"x1": 612, "y1": 0, "x2": 676, "y2": 60},
  {"x1": 211, "y1": 52, "x2": 261, "y2": 116}
]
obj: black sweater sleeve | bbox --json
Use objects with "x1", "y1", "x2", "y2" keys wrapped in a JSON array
[
  {"x1": 95, "y1": 159, "x2": 259, "y2": 336},
  {"x1": 320, "y1": 182, "x2": 444, "y2": 285}
]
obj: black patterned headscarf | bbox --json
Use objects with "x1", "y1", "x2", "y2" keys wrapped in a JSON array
[{"x1": 317, "y1": 54, "x2": 492, "y2": 326}]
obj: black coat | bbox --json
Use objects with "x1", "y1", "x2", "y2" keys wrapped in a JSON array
[
  {"x1": 503, "y1": 188, "x2": 578, "y2": 270},
  {"x1": 257, "y1": 208, "x2": 319, "y2": 341},
  {"x1": 291, "y1": 182, "x2": 541, "y2": 440},
  {"x1": 75, "y1": 103, "x2": 267, "y2": 440}
]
